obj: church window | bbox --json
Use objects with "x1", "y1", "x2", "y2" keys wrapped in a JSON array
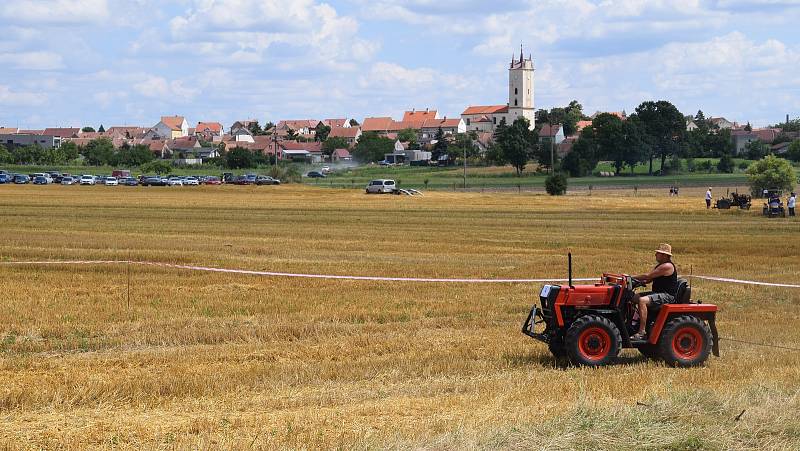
[
  {"x1": 515, "y1": 88, "x2": 518, "y2": 95},
  {"x1": 515, "y1": 99, "x2": 518, "y2": 106}
]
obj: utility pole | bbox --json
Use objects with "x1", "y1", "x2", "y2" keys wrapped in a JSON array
[
  {"x1": 549, "y1": 119, "x2": 554, "y2": 174},
  {"x1": 273, "y1": 130, "x2": 278, "y2": 166},
  {"x1": 463, "y1": 141, "x2": 467, "y2": 189}
]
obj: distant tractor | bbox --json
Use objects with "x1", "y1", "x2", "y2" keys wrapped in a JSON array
[
  {"x1": 761, "y1": 189, "x2": 786, "y2": 218},
  {"x1": 714, "y1": 191, "x2": 751, "y2": 210},
  {"x1": 522, "y1": 254, "x2": 719, "y2": 367}
]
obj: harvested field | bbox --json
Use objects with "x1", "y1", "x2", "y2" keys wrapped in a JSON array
[{"x1": 1, "y1": 184, "x2": 799, "y2": 449}]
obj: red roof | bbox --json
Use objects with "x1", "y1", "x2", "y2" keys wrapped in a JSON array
[
  {"x1": 575, "y1": 120, "x2": 593, "y2": 133},
  {"x1": 160, "y1": 116, "x2": 185, "y2": 131},
  {"x1": 43, "y1": 127, "x2": 80, "y2": 138},
  {"x1": 281, "y1": 140, "x2": 323, "y2": 153},
  {"x1": 196, "y1": 122, "x2": 222, "y2": 134},
  {"x1": 0, "y1": 127, "x2": 19, "y2": 134},
  {"x1": 19, "y1": 129, "x2": 44, "y2": 135},
  {"x1": 403, "y1": 110, "x2": 437, "y2": 123},
  {"x1": 462, "y1": 105, "x2": 508, "y2": 115},
  {"x1": 539, "y1": 124, "x2": 563, "y2": 137},
  {"x1": 168, "y1": 136, "x2": 199, "y2": 150},
  {"x1": 278, "y1": 120, "x2": 320, "y2": 130},
  {"x1": 362, "y1": 117, "x2": 394, "y2": 132},
  {"x1": 329, "y1": 126, "x2": 360, "y2": 138},
  {"x1": 332, "y1": 148, "x2": 351, "y2": 158},
  {"x1": 420, "y1": 118, "x2": 461, "y2": 129},
  {"x1": 323, "y1": 119, "x2": 348, "y2": 128}
]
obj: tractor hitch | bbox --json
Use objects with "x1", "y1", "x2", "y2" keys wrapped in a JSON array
[{"x1": 522, "y1": 306, "x2": 549, "y2": 344}]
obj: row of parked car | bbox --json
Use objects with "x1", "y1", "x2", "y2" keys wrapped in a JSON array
[{"x1": 0, "y1": 170, "x2": 282, "y2": 187}]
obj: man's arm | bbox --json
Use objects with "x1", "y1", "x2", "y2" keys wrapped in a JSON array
[{"x1": 633, "y1": 264, "x2": 673, "y2": 284}]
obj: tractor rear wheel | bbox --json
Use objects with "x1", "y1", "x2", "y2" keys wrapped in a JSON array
[
  {"x1": 565, "y1": 315, "x2": 621, "y2": 366},
  {"x1": 657, "y1": 315, "x2": 712, "y2": 367}
]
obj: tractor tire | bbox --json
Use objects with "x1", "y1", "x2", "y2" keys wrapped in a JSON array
[
  {"x1": 657, "y1": 315, "x2": 713, "y2": 367},
  {"x1": 565, "y1": 315, "x2": 621, "y2": 366},
  {"x1": 548, "y1": 336, "x2": 567, "y2": 358}
]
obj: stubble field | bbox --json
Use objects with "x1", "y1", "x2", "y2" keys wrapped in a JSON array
[{"x1": 1, "y1": 184, "x2": 799, "y2": 450}]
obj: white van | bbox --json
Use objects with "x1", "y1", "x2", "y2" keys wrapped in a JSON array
[{"x1": 366, "y1": 179, "x2": 397, "y2": 194}]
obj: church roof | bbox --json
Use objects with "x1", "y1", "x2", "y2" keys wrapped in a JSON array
[{"x1": 462, "y1": 105, "x2": 508, "y2": 115}]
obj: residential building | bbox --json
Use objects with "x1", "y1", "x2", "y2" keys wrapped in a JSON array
[
  {"x1": 328, "y1": 126, "x2": 361, "y2": 146},
  {"x1": 331, "y1": 148, "x2": 352, "y2": 162},
  {"x1": 731, "y1": 128, "x2": 781, "y2": 154},
  {"x1": 419, "y1": 118, "x2": 466, "y2": 144},
  {"x1": 194, "y1": 122, "x2": 223, "y2": 142},
  {"x1": 43, "y1": 128, "x2": 80, "y2": 138},
  {"x1": 1, "y1": 133, "x2": 61, "y2": 149},
  {"x1": 322, "y1": 119, "x2": 351, "y2": 128},
  {"x1": 538, "y1": 124, "x2": 565, "y2": 145},
  {"x1": 710, "y1": 117, "x2": 735, "y2": 130},
  {"x1": 574, "y1": 120, "x2": 593, "y2": 135},
  {"x1": 0, "y1": 127, "x2": 19, "y2": 134},
  {"x1": 276, "y1": 120, "x2": 321, "y2": 137},
  {"x1": 150, "y1": 116, "x2": 189, "y2": 139}
]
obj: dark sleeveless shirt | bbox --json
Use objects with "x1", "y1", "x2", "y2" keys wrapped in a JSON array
[{"x1": 651, "y1": 262, "x2": 678, "y2": 295}]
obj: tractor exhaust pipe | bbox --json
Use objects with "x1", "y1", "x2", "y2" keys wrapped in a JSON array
[{"x1": 568, "y1": 252, "x2": 574, "y2": 288}]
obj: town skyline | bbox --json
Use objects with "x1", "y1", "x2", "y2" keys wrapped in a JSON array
[{"x1": 1, "y1": 0, "x2": 799, "y2": 129}]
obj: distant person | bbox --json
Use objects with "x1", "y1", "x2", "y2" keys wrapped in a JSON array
[
  {"x1": 674, "y1": 186, "x2": 679, "y2": 196},
  {"x1": 789, "y1": 192, "x2": 796, "y2": 217},
  {"x1": 705, "y1": 187, "x2": 712, "y2": 209}
]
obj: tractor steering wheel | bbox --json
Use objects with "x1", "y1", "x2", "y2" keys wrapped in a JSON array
[{"x1": 630, "y1": 277, "x2": 646, "y2": 289}]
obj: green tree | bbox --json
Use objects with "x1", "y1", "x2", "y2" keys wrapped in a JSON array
[
  {"x1": 314, "y1": 123, "x2": 331, "y2": 142},
  {"x1": 248, "y1": 121, "x2": 264, "y2": 136},
  {"x1": 117, "y1": 144, "x2": 156, "y2": 166},
  {"x1": 140, "y1": 160, "x2": 172, "y2": 174},
  {"x1": 746, "y1": 155, "x2": 795, "y2": 196},
  {"x1": 0, "y1": 144, "x2": 11, "y2": 164},
  {"x1": 545, "y1": 172, "x2": 568, "y2": 195},
  {"x1": 717, "y1": 153, "x2": 734, "y2": 173},
  {"x1": 632, "y1": 100, "x2": 685, "y2": 174},
  {"x1": 225, "y1": 147, "x2": 256, "y2": 169},
  {"x1": 450, "y1": 133, "x2": 480, "y2": 160},
  {"x1": 593, "y1": 113, "x2": 640, "y2": 175},
  {"x1": 352, "y1": 131, "x2": 394, "y2": 163},
  {"x1": 498, "y1": 117, "x2": 535, "y2": 175},
  {"x1": 82, "y1": 137, "x2": 115, "y2": 166},
  {"x1": 322, "y1": 137, "x2": 350, "y2": 156},
  {"x1": 98, "y1": 125, "x2": 105, "y2": 133},
  {"x1": 744, "y1": 140, "x2": 769, "y2": 160},
  {"x1": 81, "y1": 126, "x2": 95, "y2": 133},
  {"x1": 59, "y1": 141, "x2": 79, "y2": 162},
  {"x1": 785, "y1": 140, "x2": 800, "y2": 162},
  {"x1": 562, "y1": 126, "x2": 600, "y2": 177},
  {"x1": 432, "y1": 128, "x2": 449, "y2": 162},
  {"x1": 397, "y1": 128, "x2": 418, "y2": 145},
  {"x1": 285, "y1": 128, "x2": 299, "y2": 141},
  {"x1": 42, "y1": 146, "x2": 66, "y2": 165}
]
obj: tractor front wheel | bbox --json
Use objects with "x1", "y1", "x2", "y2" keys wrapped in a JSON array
[
  {"x1": 565, "y1": 315, "x2": 621, "y2": 366},
  {"x1": 657, "y1": 315, "x2": 712, "y2": 367},
  {"x1": 548, "y1": 336, "x2": 567, "y2": 358}
]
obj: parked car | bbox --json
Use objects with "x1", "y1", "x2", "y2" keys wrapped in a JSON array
[
  {"x1": 256, "y1": 175, "x2": 281, "y2": 185},
  {"x1": 142, "y1": 176, "x2": 167, "y2": 186},
  {"x1": 14, "y1": 174, "x2": 31, "y2": 184},
  {"x1": 182, "y1": 177, "x2": 200, "y2": 186},
  {"x1": 203, "y1": 176, "x2": 222, "y2": 185},
  {"x1": 320, "y1": 166, "x2": 331, "y2": 174},
  {"x1": 222, "y1": 172, "x2": 235, "y2": 183},
  {"x1": 61, "y1": 176, "x2": 77, "y2": 185},
  {"x1": 233, "y1": 175, "x2": 255, "y2": 185},
  {"x1": 167, "y1": 177, "x2": 184, "y2": 186},
  {"x1": 366, "y1": 179, "x2": 398, "y2": 194},
  {"x1": 306, "y1": 171, "x2": 326, "y2": 178},
  {"x1": 120, "y1": 177, "x2": 139, "y2": 186},
  {"x1": 103, "y1": 176, "x2": 119, "y2": 186},
  {"x1": 0, "y1": 173, "x2": 10, "y2": 184},
  {"x1": 79, "y1": 175, "x2": 96, "y2": 185},
  {"x1": 112, "y1": 169, "x2": 131, "y2": 178},
  {"x1": 33, "y1": 176, "x2": 49, "y2": 185}
]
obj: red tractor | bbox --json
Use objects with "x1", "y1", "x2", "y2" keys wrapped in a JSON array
[{"x1": 522, "y1": 254, "x2": 719, "y2": 367}]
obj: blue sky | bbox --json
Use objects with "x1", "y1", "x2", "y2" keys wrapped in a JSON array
[{"x1": 1, "y1": 0, "x2": 799, "y2": 129}]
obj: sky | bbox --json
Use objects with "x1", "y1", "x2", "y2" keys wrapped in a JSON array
[{"x1": 1, "y1": 0, "x2": 799, "y2": 130}]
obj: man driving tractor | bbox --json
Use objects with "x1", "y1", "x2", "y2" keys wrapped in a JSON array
[{"x1": 630, "y1": 243, "x2": 678, "y2": 340}]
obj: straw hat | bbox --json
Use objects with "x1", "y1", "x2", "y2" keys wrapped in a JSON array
[{"x1": 655, "y1": 243, "x2": 673, "y2": 256}]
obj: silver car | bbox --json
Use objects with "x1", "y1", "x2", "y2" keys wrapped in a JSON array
[{"x1": 366, "y1": 179, "x2": 397, "y2": 194}]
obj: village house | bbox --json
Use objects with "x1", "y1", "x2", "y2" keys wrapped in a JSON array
[
  {"x1": 194, "y1": 122, "x2": 223, "y2": 142},
  {"x1": 328, "y1": 126, "x2": 361, "y2": 146},
  {"x1": 418, "y1": 117, "x2": 466, "y2": 144},
  {"x1": 331, "y1": 148, "x2": 352, "y2": 162},
  {"x1": 146, "y1": 116, "x2": 189, "y2": 139},
  {"x1": 43, "y1": 128, "x2": 81, "y2": 138},
  {"x1": 538, "y1": 124, "x2": 565, "y2": 145}
]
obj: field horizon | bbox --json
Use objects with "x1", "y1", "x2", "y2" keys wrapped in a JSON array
[{"x1": 1, "y1": 185, "x2": 799, "y2": 449}]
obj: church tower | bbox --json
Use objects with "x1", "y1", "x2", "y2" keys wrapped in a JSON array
[{"x1": 508, "y1": 45, "x2": 535, "y2": 128}]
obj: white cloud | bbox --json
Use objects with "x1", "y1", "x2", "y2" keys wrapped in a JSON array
[
  {"x1": 0, "y1": 51, "x2": 64, "y2": 70},
  {"x1": 132, "y1": 75, "x2": 198, "y2": 100},
  {"x1": 0, "y1": 85, "x2": 47, "y2": 106},
  {"x1": 0, "y1": 0, "x2": 109, "y2": 25}
]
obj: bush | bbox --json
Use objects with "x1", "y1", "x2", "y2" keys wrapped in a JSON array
[
  {"x1": 746, "y1": 155, "x2": 795, "y2": 197},
  {"x1": 139, "y1": 160, "x2": 172, "y2": 174},
  {"x1": 545, "y1": 172, "x2": 568, "y2": 195},
  {"x1": 717, "y1": 154, "x2": 734, "y2": 173},
  {"x1": 696, "y1": 160, "x2": 714, "y2": 172},
  {"x1": 737, "y1": 160, "x2": 750, "y2": 170}
]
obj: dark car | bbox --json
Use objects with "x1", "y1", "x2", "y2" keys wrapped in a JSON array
[
  {"x1": 222, "y1": 172, "x2": 235, "y2": 183},
  {"x1": 0, "y1": 174, "x2": 10, "y2": 184},
  {"x1": 14, "y1": 175, "x2": 31, "y2": 184},
  {"x1": 121, "y1": 177, "x2": 139, "y2": 186},
  {"x1": 306, "y1": 171, "x2": 326, "y2": 178},
  {"x1": 33, "y1": 176, "x2": 49, "y2": 185},
  {"x1": 203, "y1": 176, "x2": 222, "y2": 185},
  {"x1": 141, "y1": 176, "x2": 167, "y2": 186},
  {"x1": 256, "y1": 175, "x2": 281, "y2": 185},
  {"x1": 233, "y1": 174, "x2": 256, "y2": 185}
]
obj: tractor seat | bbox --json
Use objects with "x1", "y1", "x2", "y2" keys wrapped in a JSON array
[{"x1": 674, "y1": 278, "x2": 691, "y2": 304}]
